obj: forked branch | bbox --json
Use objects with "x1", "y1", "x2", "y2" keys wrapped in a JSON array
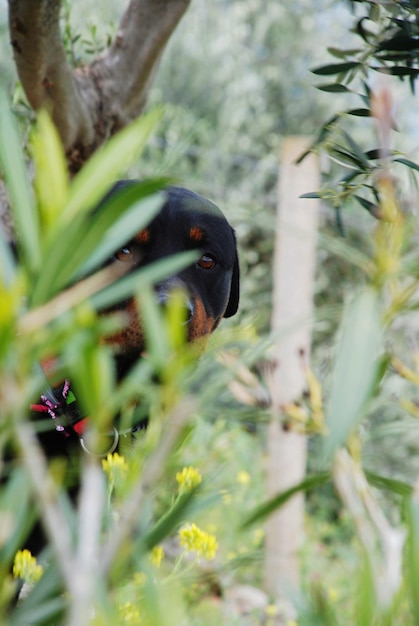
[{"x1": 8, "y1": 0, "x2": 190, "y2": 170}]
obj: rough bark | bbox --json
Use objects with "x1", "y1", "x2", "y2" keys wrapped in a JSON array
[{"x1": 8, "y1": 0, "x2": 190, "y2": 171}]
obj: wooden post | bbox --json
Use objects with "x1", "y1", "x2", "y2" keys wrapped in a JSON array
[{"x1": 264, "y1": 137, "x2": 320, "y2": 602}]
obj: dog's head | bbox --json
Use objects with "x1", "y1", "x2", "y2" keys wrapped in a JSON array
[{"x1": 103, "y1": 183, "x2": 239, "y2": 370}]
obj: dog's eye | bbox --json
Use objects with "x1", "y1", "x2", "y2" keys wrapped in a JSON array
[
  {"x1": 114, "y1": 246, "x2": 140, "y2": 263},
  {"x1": 198, "y1": 254, "x2": 216, "y2": 270}
]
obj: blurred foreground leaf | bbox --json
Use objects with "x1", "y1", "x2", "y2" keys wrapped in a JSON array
[
  {"x1": 323, "y1": 288, "x2": 382, "y2": 459},
  {"x1": 240, "y1": 472, "x2": 330, "y2": 529}
]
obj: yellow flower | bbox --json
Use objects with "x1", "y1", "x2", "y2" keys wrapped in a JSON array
[
  {"x1": 176, "y1": 466, "x2": 202, "y2": 493},
  {"x1": 236, "y1": 470, "x2": 251, "y2": 485},
  {"x1": 13, "y1": 550, "x2": 43, "y2": 584},
  {"x1": 265, "y1": 604, "x2": 278, "y2": 617},
  {"x1": 178, "y1": 523, "x2": 218, "y2": 560},
  {"x1": 102, "y1": 452, "x2": 128, "y2": 485},
  {"x1": 119, "y1": 601, "x2": 142, "y2": 625},
  {"x1": 252, "y1": 527, "x2": 265, "y2": 546},
  {"x1": 133, "y1": 572, "x2": 147, "y2": 587},
  {"x1": 328, "y1": 587, "x2": 339, "y2": 601},
  {"x1": 149, "y1": 545, "x2": 164, "y2": 568}
]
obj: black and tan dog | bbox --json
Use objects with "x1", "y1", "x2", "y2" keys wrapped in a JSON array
[
  {"x1": 30, "y1": 181, "x2": 240, "y2": 456},
  {"x1": 12, "y1": 180, "x2": 239, "y2": 579},
  {"x1": 106, "y1": 181, "x2": 240, "y2": 379}
]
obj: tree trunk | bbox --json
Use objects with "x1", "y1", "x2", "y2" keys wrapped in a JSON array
[
  {"x1": 8, "y1": 0, "x2": 190, "y2": 172},
  {"x1": 2, "y1": 1, "x2": 190, "y2": 233},
  {"x1": 265, "y1": 137, "x2": 320, "y2": 603}
]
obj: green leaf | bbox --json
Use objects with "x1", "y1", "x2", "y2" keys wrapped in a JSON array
[
  {"x1": 32, "y1": 181, "x2": 165, "y2": 306},
  {"x1": 354, "y1": 195, "x2": 378, "y2": 215},
  {"x1": 406, "y1": 492, "x2": 419, "y2": 623},
  {"x1": 0, "y1": 90, "x2": 41, "y2": 273},
  {"x1": 330, "y1": 147, "x2": 368, "y2": 169},
  {"x1": 31, "y1": 109, "x2": 69, "y2": 235},
  {"x1": 311, "y1": 61, "x2": 360, "y2": 75},
  {"x1": 142, "y1": 490, "x2": 198, "y2": 551},
  {"x1": 240, "y1": 472, "x2": 330, "y2": 529},
  {"x1": 374, "y1": 65, "x2": 419, "y2": 77},
  {"x1": 316, "y1": 83, "x2": 351, "y2": 93},
  {"x1": 138, "y1": 285, "x2": 170, "y2": 369},
  {"x1": 318, "y1": 232, "x2": 373, "y2": 274},
  {"x1": 59, "y1": 107, "x2": 162, "y2": 225},
  {"x1": 323, "y1": 288, "x2": 382, "y2": 459},
  {"x1": 365, "y1": 148, "x2": 394, "y2": 160},
  {"x1": 346, "y1": 108, "x2": 371, "y2": 117},
  {"x1": 90, "y1": 251, "x2": 198, "y2": 311},
  {"x1": 377, "y1": 33, "x2": 419, "y2": 51},
  {"x1": 327, "y1": 47, "x2": 362, "y2": 59},
  {"x1": 343, "y1": 130, "x2": 370, "y2": 169},
  {"x1": 78, "y1": 186, "x2": 167, "y2": 278},
  {"x1": 0, "y1": 468, "x2": 34, "y2": 566},
  {"x1": 356, "y1": 17, "x2": 375, "y2": 44},
  {"x1": 354, "y1": 555, "x2": 375, "y2": 626},
  {"x1": 394, "y1": 157, "x2": 419, "y2": 172},
  {"x1": 365, "y1": 471, "x2": 412, "y2": 497},
  {"x1": 0, "y1": 229, "x2": 16, "y2": 284},
  {"x1": 300, "y1": 191, "x2": 321, "y2": 199}
]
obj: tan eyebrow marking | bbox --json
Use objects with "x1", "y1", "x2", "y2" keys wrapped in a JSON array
[
  {"x1": 189, "y1": 226, "x2": 204, "y2": 242},
  {"x1": 135, "y1": 229, "x2": 151, "y2": 244}
]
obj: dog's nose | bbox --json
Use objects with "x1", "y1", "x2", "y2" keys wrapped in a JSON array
[{"x1": 155, "y1": 280, "x2": 194, "y2": 324}]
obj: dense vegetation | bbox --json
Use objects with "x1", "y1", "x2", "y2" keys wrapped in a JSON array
[{"x1": 3, "y1": 0, "x2": 419, "y2": 624}]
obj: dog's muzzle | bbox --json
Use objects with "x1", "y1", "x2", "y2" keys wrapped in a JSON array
[{"x1": 155, "y1": 279, "x2": 194, "y2": 324}]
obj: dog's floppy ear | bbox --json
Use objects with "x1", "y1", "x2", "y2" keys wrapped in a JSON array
[{"x1": 223, "y1": 240, "x2": 240, "y2": 318}]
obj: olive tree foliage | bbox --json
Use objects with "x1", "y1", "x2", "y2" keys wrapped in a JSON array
[{"x1": 306, "y1": 0, "x2": 419, "y2": 220}]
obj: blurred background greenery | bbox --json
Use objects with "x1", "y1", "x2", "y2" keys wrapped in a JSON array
[{"x1": 3, "y1": 0, "x2": 419, "y2": 623}]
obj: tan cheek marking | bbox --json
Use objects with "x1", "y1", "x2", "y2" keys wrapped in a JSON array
[
  {"x1": 188, "y1": 296, "x2": 216, "y2": 343},
  {"x1": 135, "y1": 229, "x2": 150, "y2": 244},
  {"x1": 189, "y1": 226, "x2": 204, "y2": 243},
  {"x1": 102, "y1": 298, "x2": 145, "y2": 353}
]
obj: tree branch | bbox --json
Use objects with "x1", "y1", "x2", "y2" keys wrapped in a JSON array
[
  {"x1": 8, "y1": 0, "x2": 94, "y2": 153},
  {"x1": 97, "y1": 0, "x2": 191, "y2": 128},
  {"x1": 8, "y1": 0, "x2": 190, "y2": 170}
]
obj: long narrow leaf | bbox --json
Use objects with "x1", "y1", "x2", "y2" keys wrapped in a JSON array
[
  {"x1": 343, "y1": 130, "x2": 370, "y2": 169},
  {"x1": 90, "y1": 251, "x2": 197, "y2": 311},
  {"x1": 31, "y1": 109, "x2": 69, "y2": 233},
  {"x1": 60, "y1": 108, "x2": 162, "y2": 225},
  {"x1": 406, "y1": 491, "x2": 419, "y2": 623},
  {"x1": 78, "y1": 190, "x2": 166, "y2": 277},
  {"x1": 143, "y1": 490, "x2": 198, "y2": 551},
  {"x1": 32, "y1": 183, "x2": 165, "y2": 306},
  {"x1": 0, "y1": 228, "x2": 16, "y2": 284},
  {"x1": 394, "y1": 157, "x2": 419, "y2": 172},
  {"x1": 311, "y1": 61, "x2": 360, "y2": 75},
  {"x1": 323, "y1": 288, "x2": 382, "y2": 459},
  {"x1": 240, "y1": 472, "x2": 330, "y2": 530},
  {"x1": 316, "y1": 83, "x2": 351, "y2": 93},
  {"x1": 0, "y1": 91, "x2": 40, "y2": 272},
  {"x1": 317, "y1": 232, "x2": 374, "y2": 275},
  {"x1": 0, "y1": 468, "x2": 34, "y2": 565},
  {"x1": 365, "y1": 471, "x2": 412, "y2": 497}
]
